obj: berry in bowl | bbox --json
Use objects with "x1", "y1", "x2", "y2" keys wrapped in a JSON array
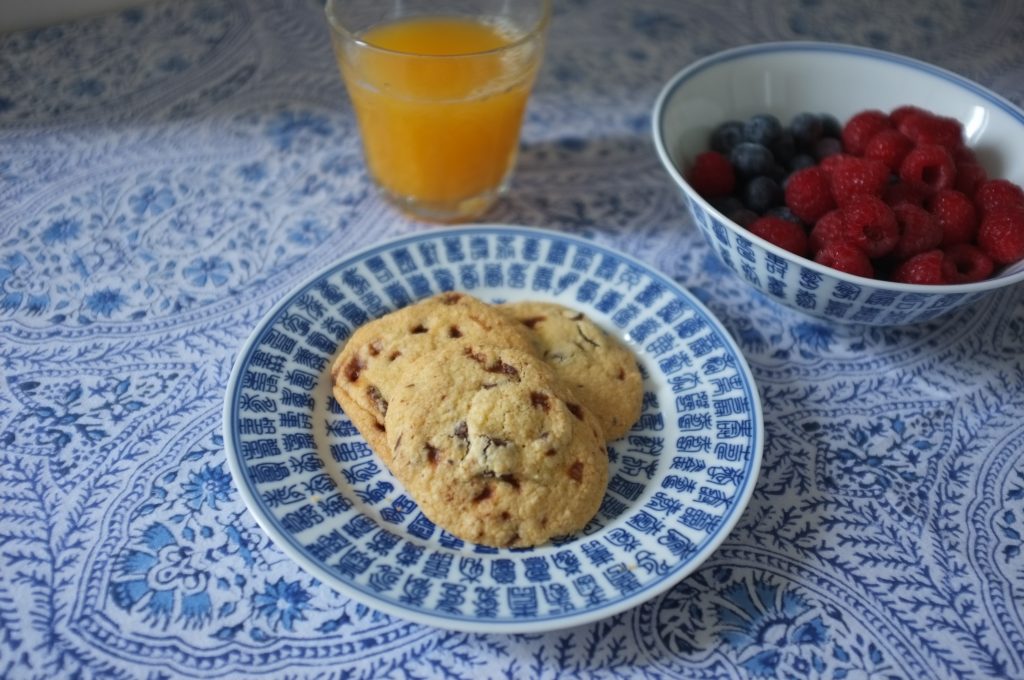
[{"x1": 652, "y1": 42, "x2": 1024, "y2": 325}]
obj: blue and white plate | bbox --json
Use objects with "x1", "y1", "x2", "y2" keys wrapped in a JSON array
[{"x1": 223, "y1": 225, "x2": 763, "y2": 633}]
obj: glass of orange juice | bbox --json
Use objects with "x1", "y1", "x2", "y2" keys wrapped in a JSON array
[{"x1": 325, "y1": 0, "x2": 551, "y2": 223}]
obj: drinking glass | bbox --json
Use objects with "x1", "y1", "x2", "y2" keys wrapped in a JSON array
[{"x1": 325, "y1": 0, "x2": 551, "y2": 223}]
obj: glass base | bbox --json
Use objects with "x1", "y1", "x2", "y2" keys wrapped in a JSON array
[{"x1": 377, "y1": 179, "x2": 510, "y2": 224}]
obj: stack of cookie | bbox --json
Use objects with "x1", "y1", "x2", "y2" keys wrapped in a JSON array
[{"x1": 330, "y1": 291, "x2": 642, "y2": 548}]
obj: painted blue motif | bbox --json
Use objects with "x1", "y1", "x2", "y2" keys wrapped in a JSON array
[{"x1": 2, "y1": 0, "x2": 1024, "y2": 678}]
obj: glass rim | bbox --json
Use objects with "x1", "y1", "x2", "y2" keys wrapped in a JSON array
[{"x1": 324, "y1": 0, "x2": 552, "y2": 59}]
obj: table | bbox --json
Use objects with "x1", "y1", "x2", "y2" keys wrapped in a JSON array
[{"x1": 2, "y1": 0, "x2": 1024, "y2": 677}]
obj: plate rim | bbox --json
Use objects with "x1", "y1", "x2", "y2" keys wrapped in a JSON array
[{"x1": 223, "y1": 223, "x2": 765, "y2": 633}]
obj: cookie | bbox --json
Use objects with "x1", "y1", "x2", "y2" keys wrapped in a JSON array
[
  {"x1": 330, "y1": 384, "x2": 390, "y2": 463},
  {"x1": 330, "y1": 291, "x2": 535, "y2": 463},
  {"x1": 384, "y1": 344, "x2": 608, "y2": 548},
  {"x1": 499, "y1": 301, "x2": 643, "y2": 440}
]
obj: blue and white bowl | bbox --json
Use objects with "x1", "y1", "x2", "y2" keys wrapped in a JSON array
[{"x1": 652, "y1": 42, "x2": 1024, "y2": 326}]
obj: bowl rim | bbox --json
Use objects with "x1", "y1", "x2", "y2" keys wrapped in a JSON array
[{"x1": 651, "y1": 40, "x2": 1024, "y2": 294}]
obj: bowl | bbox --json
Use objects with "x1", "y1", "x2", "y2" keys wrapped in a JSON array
[{"x1": 652, "y1": 41, "x2": 1024, "y2": 325}]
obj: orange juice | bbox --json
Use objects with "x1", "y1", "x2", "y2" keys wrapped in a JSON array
[{"x1": 337, "y1": 16, "x2": 542, "y2": 218}]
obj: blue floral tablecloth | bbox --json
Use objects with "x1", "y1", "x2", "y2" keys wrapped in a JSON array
[{"x1": 3, "y1": 1, "x2": 1024, "y2": 677}]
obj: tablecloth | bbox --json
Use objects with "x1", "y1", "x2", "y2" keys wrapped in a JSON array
[{"x1": 2, "y1": 0, "x2": 1024, "y2": 677}]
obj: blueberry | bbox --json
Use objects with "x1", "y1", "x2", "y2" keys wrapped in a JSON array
[
  {"x1": 820, "y1": 113, "x2": 842, "y2": 139},
  {"x1": 814, "y1": 137, "x2": 843, "y2": 160},
  {"x1": 742, "y1": 176, "x2": 783, "y2": 214},
  {"x1": 767, "y1": 206, "x2": 804, "y2": 225},
  {"x1": 790, "y1": 112, "x2": 823, "y2": 148},
  {"x1": 727, "y1": 207, "x2": 759, "y2": 228},
  {"x1": 771, "y1": 131, "x2": 796, "y2": 166},
  {"x1": 743, "y1": 114, "x2": 783, "y2": 146},
  {"x1": 710, "y1": 120, "x2": 745, "y2": 154},
  {"x1": 729, "y1": 142, "x2": 775, "y2": 178},
  {"x1": 710, "y1": 196, "x2": 744, "y2": 215},
  {"x1": 788, "y1": 153, "x2": 817, "y2": 172}
]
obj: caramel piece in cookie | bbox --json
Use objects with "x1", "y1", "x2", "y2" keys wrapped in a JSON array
[
  {"x1": 384, "y1": 345, "x2": 608, "y2": 548},
  {"x1": 330, "y1": 292, "x2": 534, "y2": 464},
  {"x1": 500, "y1": 301, "x2": 643, "y2": 440}
]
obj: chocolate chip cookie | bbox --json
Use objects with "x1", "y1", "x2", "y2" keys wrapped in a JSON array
[
  {"x1": 500, "y1": 301, "x2": 643, "y2": 440},
  {"x1": 330, "y1": 291, "x2": 535, "y2": 464},
  {"x1": 383, "y1": 344, "x2": 608, "y2": 548}
]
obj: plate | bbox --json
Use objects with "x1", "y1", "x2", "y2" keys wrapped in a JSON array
[{"x1": 223, "y1": 225, "x2": 763, "y2": 633}]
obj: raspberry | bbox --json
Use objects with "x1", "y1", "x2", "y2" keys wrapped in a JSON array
[
  {"x1": 829, "y1": 156, "x2": 890, "y2": 208},
  {"x1": 818, "y1": 153, "x2": 851, "y2": 176},
  {"x1": 928, "y1": 189, "x2": 977, "y2": 246},
  {"x1": 688, "y1": 151, "x2": 735, "y2": 198},
  {"x1": 864, "y1": 129, "x2": 914, "y2": 171},
  {"x1": 974, "y1": 179, "x2": 1024, "y2": 216},
  {"x1": 944, "y1": 243, "x2": 994, "y2": 283},
  {"x1": 815, "y1": 242, "x2": 874, "y2": 278},
  {"x1": 891, "y1": 250, "x2": 957, "y2": 284},
  {"x1": 809, "y1": 209, "x2": 846, "y2": 253},
  {"x1": 952, "y1": 146, "x2": 978, "y2": 166},
  {"x1": 977, "y1": 206, "x2": 1024, "y2": 265},
  {"x1": 841, "y1": 195, "x2": 899, "y2": 258},
  {"x1": 899, "y1": 144, "x2": 957, "y2": 195},
  {"x1": 748, "y1": 216, "x2": 809, "y2": 257},
  {"x1": 884, "y1": 182, "x2": 928, "y2": 208},
  {"x1": 842, "y1": 110, "x2": 892, "y2": 156},
  {"x1": 891, "y1": 203, "x2": 942, "y2": 260},
  {"x1": 784, "y1": 167, "x2": 836, "y2": 223},
  {"x1": 955, "y1": 162, "x2": 988, "y2": 197},
  {"x1": 889, "y1": 105, "x2": 929, "y2": 127},
  {"x1": 897, "y1": 111, "x2": 963, "y2": 151}
]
